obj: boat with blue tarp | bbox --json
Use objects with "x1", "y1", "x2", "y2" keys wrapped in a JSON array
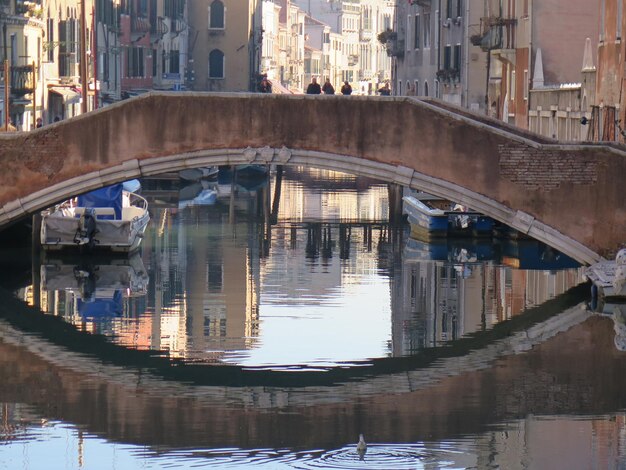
[{"x1": 40, "y1": 182, "x2": 150, "y2": 252}]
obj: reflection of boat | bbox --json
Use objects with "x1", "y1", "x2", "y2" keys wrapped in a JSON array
[
  {"x1": 179, "y1": 166, "x2": 219, "y2": 182},
  {"x1": 404, "y1": 237, "x2": 495, "y2": 263},
  {"x1": 403, "y1": 195, "x2": 494, "y2": 239},
  {"x1": 404, "y1": 236, "x2": 580, "y2": 270},
  {"x1": 179, "y1": 188, "x2": 218, "y2": 209},
  {"x1": 585, "y1": 249, "x2": 626, "y2": 300},
  {"x1": 40, "y1": 183, "x2": 150, "y2": 252},
  {"x1": 214, "y1": 166, "x2": 269, "y2": 196},
  {"x1": 41, "y1": 253, "x2": 149, "y2": 319},
  {"x1": 178, "y1": 181, "x2": 218, "y2": 208},
  {"x1": 499, "y1": 239, "x2": 580, "y2": 270},
  {"x1": 218, "y1": 164, "x2": 268, "y2": 181}
]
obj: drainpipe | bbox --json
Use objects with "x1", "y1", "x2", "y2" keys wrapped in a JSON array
[
  {"x1": 79, "y1": 0, "x2": 88, "y2": 113},
  {"x1": 437, "y1": 0, "x2": 441, "y2": 96},
  {"x1": 463, "y1": 0, "x2": 470, "y2": 107},
  {"x1": 527, "y1": 0, "x2": 533, "y2": 129},
  {"x1": 2, "y1": 23, "x2": 7, "y2": 63},
  {"x1": 92, "y1": 5, "x2": 98, "y2": 109}
]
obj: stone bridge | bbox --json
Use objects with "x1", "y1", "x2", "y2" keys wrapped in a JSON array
[{"x1": 0, "y1": 92, "x2": 624, "y2": 263}]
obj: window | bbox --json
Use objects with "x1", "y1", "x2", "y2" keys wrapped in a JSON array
[
  {"x1": 58, "y1": 21, "x2": 74, "y2": 76},
  {"x1": 169, "y1": 49, "x2": 180, "y2": 73},
  {"x1": 456, "y1": 0, "x2": 462, "y2": 17},
  {"x1": 363, "y1": 7, "x2": 371, "y2": 30},
  {"x1": 444, "y1": 45, "x2": 451, "y2": 69},
  {"x1": 435, "y1": 10, "x2": 440, "y2": 49},
  {"x1": 209, "y1": 49, "x2": 224, "y2": 78},
  {"x1": 414, "y1": 15, "x2": 420, "y2": 49},
  {"x1": 415, "y1": 80, "x2": 419, "y2": 95},
  {"x1": 209, "y1": 0, "x2": 225, "y2": 29},
  {"x1": 423, "y1": 13, "x2": 431, "y2": 48},
  {"x1": 424, "y1": 81, "x2": 429, "y2": 96},
  {"x1": 510, "y1": 69, "x2": 516, "y2": 99},
  {"x1": 619, "y1": 0, "x2": 623, "y2": 39},
  {"x1": 406, "y1": 15, "x2": 412, "y2": 51},
  {"x1": 164, "y1": 0, "x2": 185, "y2": 19},
  {"x1": 127, "y1": 46, "x2": 145, "y2": 77},
  {"x1": 446, "y1": 0, "x2": 453, "y2": 19},
  {"x1": 600, "y1": 0, "x2": 605, "y2": 41},
  {"x1": 523, "y1": 69, "x2": 528, "y2": 100},
  {"x1": 453, "y1": 44, "x2": 461, "y2": 70},
  {"x1": 47, "y1": 18, "x2": 54, "y2": 62}
]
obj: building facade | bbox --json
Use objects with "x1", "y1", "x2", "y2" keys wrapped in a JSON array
[
  {"x1": 188, "y1": 0, "x2": 262, "y2": 92},
  {"x1": 594, "y1": 0, "x2": 626, "y2": 141}
]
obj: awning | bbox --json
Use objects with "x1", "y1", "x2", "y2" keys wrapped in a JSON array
[
  {"x1": 49, "y1": 86, "x2": 81, "y2": 105},
  {"x1": 269, "y1": 80, "x2": 294, "y2": 95}
]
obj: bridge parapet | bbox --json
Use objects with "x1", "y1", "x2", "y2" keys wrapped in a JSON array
[{"x1": 0, "y1": 92, "x2": 624, "y2": 262}]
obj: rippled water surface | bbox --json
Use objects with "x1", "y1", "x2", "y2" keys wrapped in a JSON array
[{"x1": 1, "y1": 166, "x2": 624, "y2": 469}]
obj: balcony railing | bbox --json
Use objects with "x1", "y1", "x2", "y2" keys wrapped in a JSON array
[
  {"x1": 2, "y1": 65, "x2": 35, "y2": 96},
  {"x1": 470, "y1": 16, "x2": 517, "y2": 52},
  {"x1": 151, "y1": 16, "x2": 169, "y2": 37},
  {"x1": 132, "y1": 16, "x2": 151, "y2": 34}
]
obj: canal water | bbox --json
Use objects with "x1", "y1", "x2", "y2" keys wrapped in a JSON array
[{"x1": 0, "y1": 166, "x2": 624, "y2": 469}]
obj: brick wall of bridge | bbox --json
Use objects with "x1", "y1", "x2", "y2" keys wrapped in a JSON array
[{"x1": 0, "y1": 92, "x2": 623, "y2": 258}]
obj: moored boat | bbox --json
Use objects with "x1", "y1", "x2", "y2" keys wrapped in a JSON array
[
  {"x1": 403, "y1": 195, "x2": 494, "y2": 239},
  {"x1": 40, "y1": 183, "x2": 150, "y2": 252}
]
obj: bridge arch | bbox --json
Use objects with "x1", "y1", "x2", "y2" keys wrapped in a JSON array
[
  {"x1": 13, "y1": 145, "x2": 600, "y2": 264},
  {"x1": 0, "y1": 92, "x2": 623, "y2": 263}
]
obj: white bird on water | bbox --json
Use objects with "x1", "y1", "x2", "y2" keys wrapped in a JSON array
[{"x1": 356, "y1": 434, "x2": 367, "y2": 459}]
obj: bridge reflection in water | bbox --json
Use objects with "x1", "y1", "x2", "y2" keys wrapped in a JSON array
[{"x1": 2, "y1": 167, "x2": 622, "y2": 468}]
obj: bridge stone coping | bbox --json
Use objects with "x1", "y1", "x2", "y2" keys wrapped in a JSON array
[{"x1": 0, "y1": 92, "x2": 623, "y2": 263}]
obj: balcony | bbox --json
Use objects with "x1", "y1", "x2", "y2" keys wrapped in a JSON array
[
  {"x1": 132, "y1": 16, "x2": 151, "y2": 34},
  {"x1": 151, "y1": 17, "x2": 169, "y2": 38},
  {"x1": 2, "y1": 65, "x2": 36, "y2": 96},
  {"x1": 436, "y1": 68, "x2": 460, "y2": 85},
  {"x1": 359, "y1": 29, "x2": 373, "y2": 42},
  {"x1": 471, "y1": 16, "x2": 517, "y2": 54}
]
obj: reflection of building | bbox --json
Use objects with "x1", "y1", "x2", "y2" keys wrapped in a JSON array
[
  {"x1": 137, "y1": 204, "x2": 262, "y2": 361},
  {"x1": 392, "y1": 244, "x2": 586, "y2": 356}
]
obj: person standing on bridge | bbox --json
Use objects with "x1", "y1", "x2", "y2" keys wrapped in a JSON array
[
  {"x1": 322, "y1": 78, "x2": 335, "y2": 95},
  {"x1": 306, "y1": 77, "x2": 322, "y2": 95},
  {"x1": 341, "y1": 81, "x2": 353, "y2": 95},
  {"x1": 258, "y1": 76, "x2": 272, "y2": 93},
  {"x1": 377, "y1": 82, "x2": 391, "y2": 96}
]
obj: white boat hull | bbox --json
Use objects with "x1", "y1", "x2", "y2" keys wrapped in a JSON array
[{"x1": 40, "y1": 192, "x2": 150, "y2": 252}]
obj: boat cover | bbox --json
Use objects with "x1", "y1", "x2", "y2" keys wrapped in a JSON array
[
  {"x1": 77, "y1": 184, "x2": 123, "y2": 219},
  {"x1": 77, "y1": 291, "x2": 123, "y2": 318}
]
